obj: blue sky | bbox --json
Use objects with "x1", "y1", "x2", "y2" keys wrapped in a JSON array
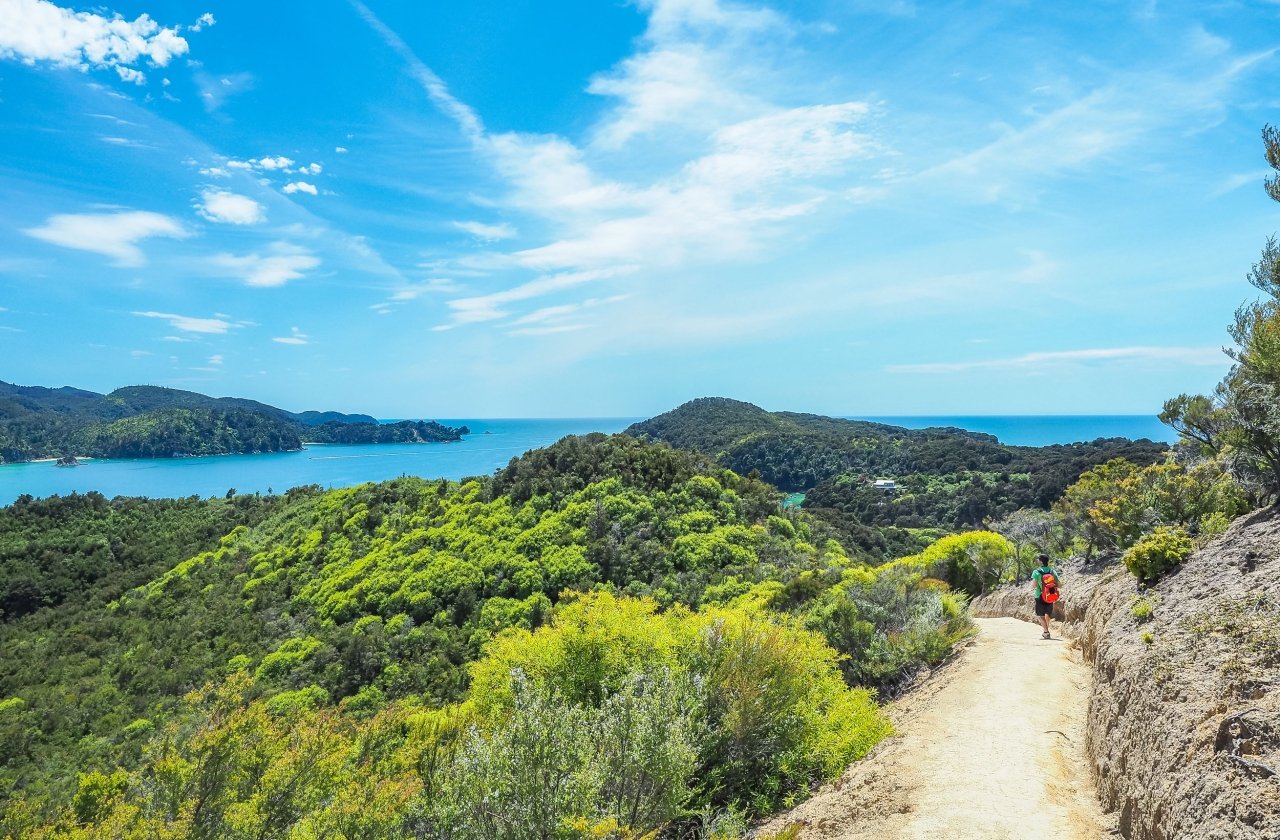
[{"x1": 1, "y1": 0, "x2": 1278, "y2": 418}]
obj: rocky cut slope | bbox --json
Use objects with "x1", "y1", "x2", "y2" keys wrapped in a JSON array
[{"x1": 973, "y1": 511, "x2": 1280, "y2": 840}]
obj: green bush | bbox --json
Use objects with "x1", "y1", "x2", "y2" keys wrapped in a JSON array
[
  {"x1": 426, "y1": 670, "x2": 699, "y2": 839},
  {"x1": 466, "y1": 592, "x2": 891, "y2": 818},
  {"x1": 1129, "y1": 596, "x2": 1155, "y2": 623},
  {"x1": 1123, "y1": 527, "x2": 1193, "y2": 583},
  {"x1": 1197, "y1": 510, "x2": 1232, "y2": 541}
]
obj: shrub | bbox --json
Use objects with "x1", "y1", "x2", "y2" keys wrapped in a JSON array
[
  {"x1": 426, "y1": 670, "x2": 699, "y2": 839},
  {"x1": 1197, "y1": 510, "x2": 1232, "y2": 542},
  {"x1": 465, "y1": 592, "x2": 891, "y2": 819},
  {"x1": 1129, "y1": 596, "x2": 1155, "y2": 623},
  {"x1": 1123, "y1": 526, "x2": 1193, "y2": 583}
]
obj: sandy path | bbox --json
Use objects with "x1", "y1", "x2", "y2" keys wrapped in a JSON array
[{"x1": 755, "y1": 617, "x2": 1115, "y2": 840}]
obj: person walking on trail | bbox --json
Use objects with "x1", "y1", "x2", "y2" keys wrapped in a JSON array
[{"x1": 1032, "y1": 554, "x2": 1061, "y2": 639}]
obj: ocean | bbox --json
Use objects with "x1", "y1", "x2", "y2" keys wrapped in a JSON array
[
  {"x1": 0, "y1": 415, "x2": 1176, "y2": 506},
  {"x1": 853, "y1": 415, "x2": 1177, "y2": 447}
]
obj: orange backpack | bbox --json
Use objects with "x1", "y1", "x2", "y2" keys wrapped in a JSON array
[{"x1": 1040, "y1": 571, "x2": 1060, "y2": 603}]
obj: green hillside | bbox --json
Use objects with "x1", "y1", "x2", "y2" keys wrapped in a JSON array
[
  {"x1": 626, "y1": 397, "x2": 1168, "y2": 559},
  {"x1": 0, "y1": 381, "x2": 463, "y2": 463},
  {"x1": 0, "y1": 433, "x2": 978, "y2": 839}
]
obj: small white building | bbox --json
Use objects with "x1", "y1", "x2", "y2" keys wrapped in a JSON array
[{"x1": 873, "y1": 479, "x2": 896, "y2": 492}]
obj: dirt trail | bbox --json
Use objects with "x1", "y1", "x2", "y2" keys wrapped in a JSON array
[{"x1": 756, "y1": 617, "x2": 1115, "y2": 840}]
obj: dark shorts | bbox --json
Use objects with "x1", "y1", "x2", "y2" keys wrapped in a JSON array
[{"x1": 1034, "y1": 597, "x2": 1055, "y2": 617}]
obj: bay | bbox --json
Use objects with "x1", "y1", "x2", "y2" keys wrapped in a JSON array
[
  {"x1": 0, "y1": 418, "x2": 639, "y2": 507},
  {"x1": 0, "y1": 415, "x2": 1177, "y2": 507}
]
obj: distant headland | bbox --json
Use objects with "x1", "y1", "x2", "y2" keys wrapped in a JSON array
[{"x1": 0, "y1": 380, "x2": 466, "y2": 464}]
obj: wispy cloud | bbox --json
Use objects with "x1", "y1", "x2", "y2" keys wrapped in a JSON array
[
  {"x1": 273, "y1": 326, "x2": 309, "y2": 345},
  {"x1": 438, "y1": 267, "x2": 635, "y2": 329},
  {"x1": 358, "y1": 0, "x2": 884, "y2": 333},
  {"x1": 211, "y1": 242, "x2": 320, "y2": 287},
  {"x1": 24, "y1": 210, "x2": 187, "y2": 266},
  {"x1": 133, "y1": 310, "x2": 240, "y2": 334},
  {"x1": 348, "y1": 0, "x2": 484, "y2": 141},
  {"x1": 282, "y1": 181, "x2": 318, "y2": 195},
  {"x1": 454, "y1": 220, "x2": 517, "y2": 240},
  {"x1": 197, "y1": 189, "x2": 265, "y2": 225},
  {"x1": 912, "y1": 42, "x2": 1279, "y2": 206},
  {"x1": 888, "y1": 346, "x2": 1228, "y2": 374}
]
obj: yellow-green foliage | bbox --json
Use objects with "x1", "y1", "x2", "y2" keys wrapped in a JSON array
[
  {"x1": 1056, "y1": 456, "x2": 1247, "y2": 555},
  {"x1": 1123, "y1": 526, "x2": 1194, "y2": 583},
  {"x1": 8, "y1": 673, "x2": 427, "y2": 840},
  {"x1": 469, "y1": 592, "x2": 890, "y2": 815},
  {"x1": 1129, "y1": 595, "x2": 1156, "y2": 623},
  {"x1": 885, "y1": 530, "x2": 1014, "y2": 594},
  {"x1": 10, "y1": 594, "x2": 889, "y2": 839}
]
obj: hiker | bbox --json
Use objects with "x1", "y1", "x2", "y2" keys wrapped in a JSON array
[{"x1": 1032, "y1": 554, "x2": 1061, "y2": 639}]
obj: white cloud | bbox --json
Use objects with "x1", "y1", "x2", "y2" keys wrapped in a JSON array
[
  {"x1": 197, "y1": 189, "x2": 265, "y2": 225},
  {"x1": 362, "y1": 0, "x2": 881, "y2": 333},
  {"x1": 99, "y1": 135, "x2": 152, "y2": 148},
  {"x1": 23, "y1": 210, "x2": 186, "y2": 266},
  {"x1": 349, "y1": 0, "x2": 484, "y2": 141},
  {"x1": 334, "y1": 146, "x2": 348, "y2": 154},
  {"x1": 508, "y1": 324, "x2": 587, "y2": 336},
  {"x1": 504, "y1": 102, "x2": 874, "y2": 272},
  {"x1": 299, "y1": 162, "x2": 322, "y2": 175},
  {"x1": 257, "y1": 155, "x2": 294, "y2": 170},
  {"x1": 510, "y1": 303, "x2": 580, "y2": 326},
  {"x1": 454, "y1": 220, "x2": 517, "y2": 240},
  {"x1": 914, "y1": 44, "x2": 1278, "y2": 206},
  {"x1": 133, "y1": 310, "x2": 238, "y2": 334},
  {"x1": 130, "y1": 349, "x2": 150, "y2": 357},
  {"x1": 887, "y1": 346, "x2": 1228, "y2": 374},
  {"x1": 0, "y1": 0, "x2": 196, "y2": 82},
  {"x1": 207, "y1": 353, "x2": 223, "y2": 365},
  {"x1": 442, "y1": 267, "x2": 634, "y2": 327},
  {"x1": 282, "y1": 181, "x2": 317, "y2": 195},
  {"x1": 199, "y1": 166, "x2": 229, "y2": 178},
  {"x1": 273, "y1": 326, "x2": 309, "y2": 345},
  {"x1": 190, "y1": 12, "x2": 215, "y2": 32},
  {"x1": 225, "y1": 154, "x2": 297, "y2": 173},
  {"x1": 211, "y1": 242, "x2": 320, "y2": 287},
  {"x1": 390, "y1": 278, "x2": 458, "y2": 300},
  {"x1": 160, "y1": 335, "x2": 194, "y2": 342},
  {"x1": 115, "y1": 65, "x2": 144, "y2": 84}
]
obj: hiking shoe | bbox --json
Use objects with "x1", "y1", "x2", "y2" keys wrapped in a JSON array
[{"x1": 1042, "y1": 631, "x2": 1051, "y2": 639}]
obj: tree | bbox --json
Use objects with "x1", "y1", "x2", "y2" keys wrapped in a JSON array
[
  {"x1": 1163, "y1": 125, "x2": 1280, "y2": 503},
  {"x1": 990, "y1": 509, "x2": 1058, "y2": 579}
]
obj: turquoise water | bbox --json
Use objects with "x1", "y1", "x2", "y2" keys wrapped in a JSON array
[
  {"x1": 0, "y1": 418, "x2": 639, "y2": 507},
  {"x1": 0, "y1": 415, "x2": 1176, "y2": 506}
]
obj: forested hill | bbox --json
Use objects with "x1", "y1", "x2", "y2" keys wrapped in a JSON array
[
  {"x1": 627, "y1": 397, "x2": 1168, "y2": 557},
  {"x1": 0, "y1": 433, "x2": 978, "y2": 838},
  {"x1": 0, "y1": 381, "x2": 466, "y2": 462}
]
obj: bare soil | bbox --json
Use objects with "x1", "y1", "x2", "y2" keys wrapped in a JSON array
[{"x1": 755, "y1": 617, "x2": 1115, "y2": 839}]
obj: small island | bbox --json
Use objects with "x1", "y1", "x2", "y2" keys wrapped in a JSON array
[{"x1": 0, "y1": 381, "x2": 467, "y2": 464}]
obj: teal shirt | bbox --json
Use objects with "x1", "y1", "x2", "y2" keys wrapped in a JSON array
[{"x1": 1032, "y1": 566, "x2": 1060, "y2": 600}]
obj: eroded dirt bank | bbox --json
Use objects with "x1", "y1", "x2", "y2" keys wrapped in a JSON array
[
  {"x1": 1078, "y1": 511, "x2": 1280, "y2": 840},
  {"x1": 755, "y1": 617, "x2": 1113, "y2": 839},
  {"x1": 972, "y1": 511, "x2": 1280, "y2": 839}
]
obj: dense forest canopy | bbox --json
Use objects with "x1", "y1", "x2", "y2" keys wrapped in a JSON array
[
  {"x1": 0, "y1": 433, "x2": 978, "y2": 838},
  {"x1": 0, "y1": 381, "x2": 464, "y2": 463},
  {"x1": 627, "y1": 397, "x2": 1168, "y2": 560}
]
